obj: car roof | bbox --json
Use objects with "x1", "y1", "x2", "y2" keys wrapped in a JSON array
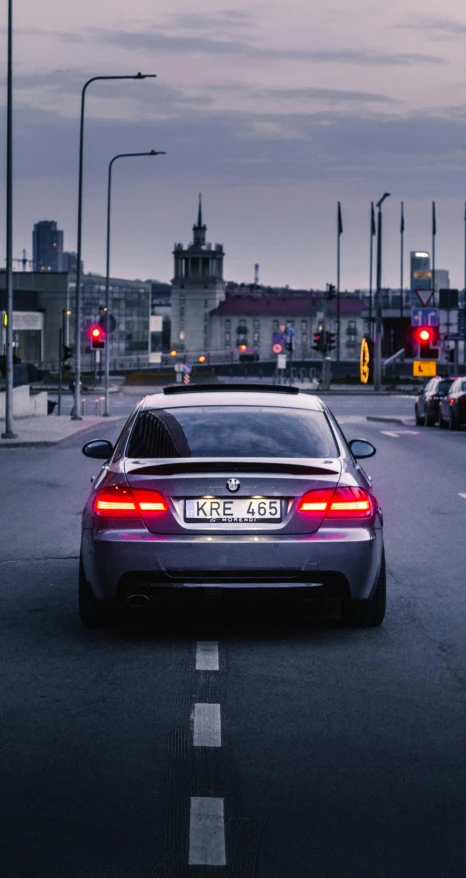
[{"x1": 140, "y1": 386, "x2": 326, "y2": 412}]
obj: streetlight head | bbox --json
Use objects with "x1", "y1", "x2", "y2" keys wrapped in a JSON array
[
  {"x1": 376, "y1": 192, "x2": 391, "y2": 208},
  {"x1": 135, "y1": 73, "x2": 157, "y2": 79}
]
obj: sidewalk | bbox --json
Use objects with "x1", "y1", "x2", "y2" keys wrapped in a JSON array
[{"x1": 0, "y1": 414, "x2": 123, "y2": 448}]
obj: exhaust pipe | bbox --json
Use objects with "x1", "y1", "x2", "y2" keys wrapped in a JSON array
[{"x1": 127, "y1": 594, "x2": 150, "y2": 608}]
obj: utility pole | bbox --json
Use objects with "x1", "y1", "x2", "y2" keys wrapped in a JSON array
[
  {"x1": 374, "y1": 193, "x2": 390, "y2": 391},
  {"x1": 2, "y1": 0, "x2": 16, "y2": 439}
]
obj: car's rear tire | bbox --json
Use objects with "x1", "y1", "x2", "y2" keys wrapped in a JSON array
[
  {"x1": 449, "y1": 411, "x2": 460, "y2": 431},
  {"x1": 79, "y1": 559, "x2": 112, "y2": 628},
  {"x1": 415, "y1": 406, "x2": 424, "y2": 426},
  {"x1": 342, "y1": 551, "x2": 386, "y2": 627},
  {"x1": 425, "y1": 410, "x2": 436, "y2": 427}
]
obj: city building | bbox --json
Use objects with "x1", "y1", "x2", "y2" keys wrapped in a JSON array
[
  {"x1": 0, "y1": 272, "x2": 154, "y2": 371},
  {"x1": 170, "y1": 195, "x2": 225, "y2": 354},
  {"x1": 410, "y1": 251, "x2": 431, "y2": 292},
  {"x1": 32, "y1": 221, "x2": 64, "y2": 272}
]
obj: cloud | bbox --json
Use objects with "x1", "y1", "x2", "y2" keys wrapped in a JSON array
[
  {"x1": 251, "y1": 86, "x2": 398, "y2": 104},
  {"x1": 398, "y1": 17, "x2": 466, "y2": 40},
  {"x1": 60, "y1": 27, "x2": 446, "y2": 67}
]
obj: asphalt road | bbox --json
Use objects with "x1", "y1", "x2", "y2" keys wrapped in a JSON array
[{"x1": 1, "y1": 393, "x2": 465, "y2": 877}]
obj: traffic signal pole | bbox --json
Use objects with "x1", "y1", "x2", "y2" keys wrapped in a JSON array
[{"x1": 57, "y1": 328, "x2": 63, "y2": 416}]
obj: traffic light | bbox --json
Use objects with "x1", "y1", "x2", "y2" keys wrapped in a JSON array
[
  {"x1": 326, "y1": 331, "x2": 336, "y2": 353},
  {"x1": 90, "y1": 325, "x2": 105, "y2": 349},
  {"x1": 327, "y1": 284, "x2": 336, "y2": 299},
  {"x1": 62, "y1": 345, "x2": 73, "y2": 362},
  {"x1": 414, "y1": 326, "x2": 438, "y2": 358},
  {"x1": 312, "y1": 332, "x2": 323, "y2": 353}
]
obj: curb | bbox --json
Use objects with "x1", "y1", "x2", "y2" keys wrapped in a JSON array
[{"x1": 0, "y1": 416, "x2": 124, "y2": 449}]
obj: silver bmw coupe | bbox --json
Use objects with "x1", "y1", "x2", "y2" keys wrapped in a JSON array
[{"x1": 79, "y1": 384, "x2": 385, "y2": 627}]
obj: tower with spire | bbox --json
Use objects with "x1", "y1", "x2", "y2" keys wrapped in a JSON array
[{"x1": 171, "y1": 195, "x2": 225, "y2": 355}]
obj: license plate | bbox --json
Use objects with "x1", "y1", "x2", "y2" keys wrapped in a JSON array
[{"x1": 185, "y1": 498, "x2": 281, "y2": 523}]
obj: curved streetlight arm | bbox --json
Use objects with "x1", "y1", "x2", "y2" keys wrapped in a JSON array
[
  {"x1": 103, "y1": 149, "x2": 166, "y2": 416},
  {"x1": 72, "y1": 73, "x2": 157, "y2": 420}
]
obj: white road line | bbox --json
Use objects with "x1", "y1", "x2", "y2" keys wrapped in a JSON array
[
  {"x1": 189, "y1": 797, "x2": 226, "y2": 866},
  {"x1": 196, "y1": 641, "x2": 219, "y2": 671},
  {"x1": 459, "y1": 493, "x2": 466, "y2": 500},
  {"x1": 193, "y1": 703, "x2": 222, "y2": 747},
  {"x1": 380, "y1": 431, "x2": 400, "y2": 438}
]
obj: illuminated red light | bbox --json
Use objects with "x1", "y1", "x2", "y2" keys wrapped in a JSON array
[
  {"x1": 419, "y1": 328, "x2": 430, "y2": 342},
  {"x1": 95, "y1": 486, "x2": 168, "y2": 517},
  {"x1": 91, "y1": 326, "x2": 102, "y2": 339},
  {"x1": 299, "y1": 487, "x2": 373, "y2": 519}
]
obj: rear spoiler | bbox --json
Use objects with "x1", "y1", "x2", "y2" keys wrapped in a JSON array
[{"x1": 126, "y1": 460, "x2": 339, "y2": 477}]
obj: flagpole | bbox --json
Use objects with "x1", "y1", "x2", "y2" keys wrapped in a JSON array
[
  {"x1": 369, "y1": 202, "x2": 375, "y2": 340},
  {"x1": 432, "y1": 201, "x2": 436, "y2": 307},
  {"x1": 400, "y1": 201, "x2": 404, "y2": 322},
  {"x1": 337, "y1": 201, "x2": 342, "y2": 362}
]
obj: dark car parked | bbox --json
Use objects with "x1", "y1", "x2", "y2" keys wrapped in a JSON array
[
  {"x1": 415, "y1": 376, "x2": 455, "y2": 426},
  {"x1": 438, "y1": 377, "x2": 466, "y2": 430}
]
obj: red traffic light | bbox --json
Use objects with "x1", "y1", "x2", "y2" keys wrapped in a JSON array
[
  {"x1": 90, "y1": 324, "x2": 105, "y2": 349},
  {"x1": 90, "y1": 326, "x2": 103, "y2": 340},
  {"x1": 414, "y1": 327, "x2": 434, "y2": 344}
]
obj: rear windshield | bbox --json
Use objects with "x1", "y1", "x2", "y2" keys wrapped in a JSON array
[
  {"x1": 438, "y1": 380, "x2": 454, "y2": 394},
  {"x1": 127, "y1": 406, "x2": 339, "y2": 459}
]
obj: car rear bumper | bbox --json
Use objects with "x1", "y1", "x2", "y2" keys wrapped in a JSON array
[{"x1": 81, "y1": 523, "x2": 384, "y2": 603}]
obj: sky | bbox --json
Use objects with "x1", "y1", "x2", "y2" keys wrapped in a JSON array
[{"x1": 2, "y1": 0, "x2": 466, "y2": 289}]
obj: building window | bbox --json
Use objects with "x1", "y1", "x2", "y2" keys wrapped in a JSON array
[
  {"x1": 224, "y1": 318, "x2": 231, "y2": 329},
  {"x1": 224, "y1": 332, "x2": 231, "y2": 343},
  {"x1": 253, "y1": 332, "x2": 260, "y2": 343},
  {"x1": 239, "y1": 318, "x2": 247, "y2": 328},
  {"x1": 225, "y1": 339, "x2": 231, "y2": 348},
  {"x1": 204, "y1": 299, "x2": 209, "y2": 308},
  {"x1": 253, "y1": 319, "x2": 260, "y2": 330},
  {"x1": 301, "y1": 320, "x2": 308, "y2": 330},
  {"x1": 179, "y1": 306, "x2": 184, "y2": 317},
  {"x1": 302, "y1": 332, "x2": 308, "y2": 342},
  {"x1": 272, "y1": 320, "x2": 279, "y2": 330},
  {"x1": 348, "y1": 320, "x2": 356, "y2": 330}
]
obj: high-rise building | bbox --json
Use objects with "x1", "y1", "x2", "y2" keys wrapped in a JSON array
[
  {"x1": 410, "y1": 251, "x2": 431, "y2": 291},
  {"x1": 60, "y1": 251, "x2": 82, "y2": 274},
  {"x1": 32, "y1": 221, "x2": 64, "y2": 272},
  {"x1": 170, "y1": 195, "x2": 225, "y2": 354}
]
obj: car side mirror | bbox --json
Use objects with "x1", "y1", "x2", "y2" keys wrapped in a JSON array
[
  {"x1": 349, "y1": 439, "x2": 376, "y2": 459},
  {"x1": 82, "y1": 439, "x2": 114, "y2": 460}
]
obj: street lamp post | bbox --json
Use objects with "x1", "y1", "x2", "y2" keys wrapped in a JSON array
[
  {"x1": 374, "y1": 193, "x2": 390, "y2": 391},
  {"x1": 2, "y1": 0, "x2": 16, "y2": 439},
  {"x1": 103, "y1": 149, "x2": 166, "y2": 417},
  {"x1": 72, "y1": 72, "x2": 156, "y2": 421}
]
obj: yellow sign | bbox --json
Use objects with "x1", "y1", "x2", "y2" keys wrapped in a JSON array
[
  {"x1": 413, "y1": 360, "x2": 436, "y2": 377},
  {"x1": 360, "y1": 337, "x2": 371, "y2": 384},
  {"x1": 3, "y1": 313, "x2": 7, "y2": 327}
]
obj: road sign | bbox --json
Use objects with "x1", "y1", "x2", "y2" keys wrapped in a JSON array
[
  {"x1": 277, "y1": 353, "x2": 287, "y2": 370},
  {"x1": 181, "y1": 363, "x2": 192, "y2": 374},
  {"x1": 414, "y1": 289, "x2": 434, "y2": 306},
  {"x1": 411, "y1": 307, "x2": 438, "y2": 327},
  {"x1": 413, "y1": 360, "x2": 436, "y2": 377},
  {"x1": 272, "y1": 342, "x2": 283, "y2": 354}
]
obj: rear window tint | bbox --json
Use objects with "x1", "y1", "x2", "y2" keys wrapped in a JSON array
[{"x1": 127, "y1": 406, "x2": 339, "y2": 459}]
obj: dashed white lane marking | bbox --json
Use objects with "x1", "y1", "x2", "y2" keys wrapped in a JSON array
[
  {"x1": 380, "y1": 430, "x2": 419, "y2": 438},
  {"x1": 189, "y1": 797, "x2": 226, "y2": 866},
  {"x1": 193, "y1": 703, "x2": 222, "y2": 747},
  {"x1": 196, "y1": 641, "x2": 219, "y2": 671},
  {"x1": 459, "y1": 493, "x2": 466, "y2": 500}
]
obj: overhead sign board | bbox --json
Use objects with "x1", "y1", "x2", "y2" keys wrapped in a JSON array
[
  {"x1": 411, "y1": 307, "x2": 438, "y2": 327},
  {"x1": 413, "y1": 360, "x2": 436, "y2": 377}
]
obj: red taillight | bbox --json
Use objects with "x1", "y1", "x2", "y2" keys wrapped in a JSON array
[
  {"x1": 94, "y1": 486, "x2": 168, "y2": 517},
  {"x1": 298, "y1": 489, "x2": 334, "y2": 512},
  {"x1": 299, "y1": 487, "x2": 374, "y2": 519},
  {"x1": 450, "y1": 397, "x2": 455, "y2": 404}
]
